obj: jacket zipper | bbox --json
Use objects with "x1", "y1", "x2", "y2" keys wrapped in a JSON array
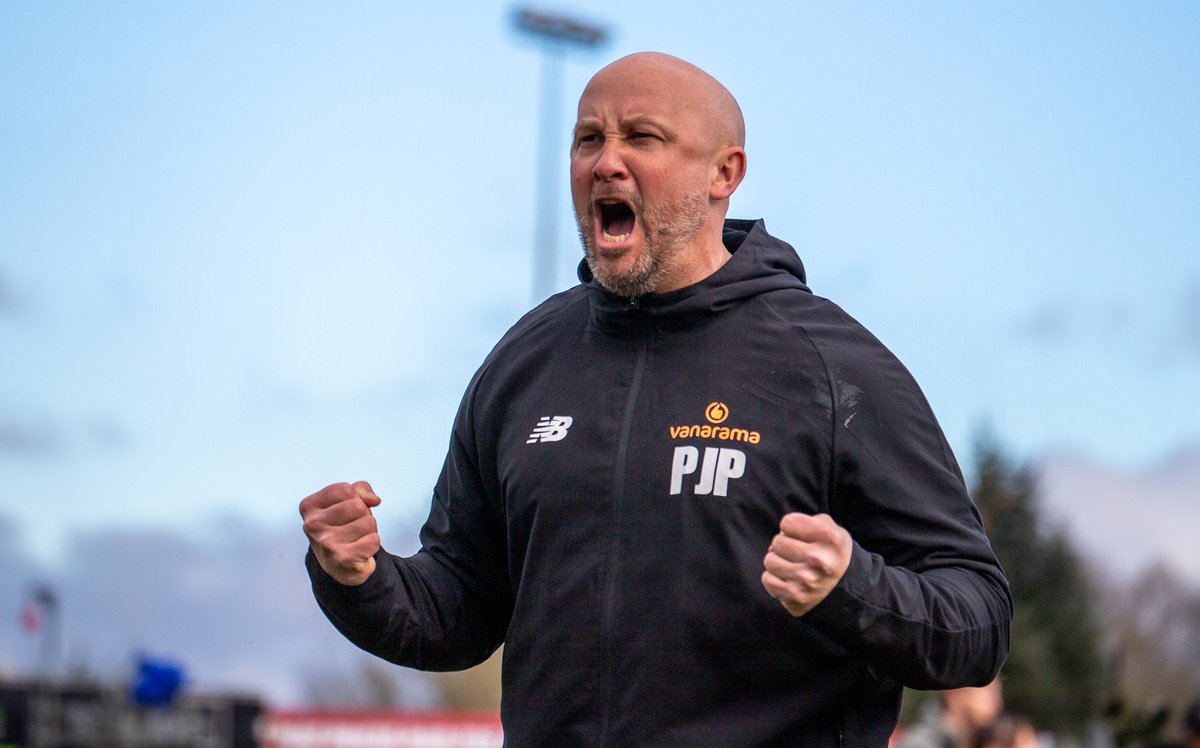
[{"x1": 598, "y1": 332, "x2": 649, "y2": 744}]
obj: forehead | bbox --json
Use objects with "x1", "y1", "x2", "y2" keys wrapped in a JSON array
[{"x1": 575, "y1": 63, "x2": 699, "y2": 126}]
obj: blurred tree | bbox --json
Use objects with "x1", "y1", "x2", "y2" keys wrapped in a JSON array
[
  {"x1": 969, "y1": 432, "x2": 1106, "y2": 735},
  {"x1": 300, "y1": 657, "x2": 432, "y2": 708},
  {"x1": 432, "y1": 647, "x2": 503, "y2": 711},
  {"x1": 298, "y1": 651, "x2": 503, "y2": 711},
  {"x1": 1101, "y1": 563, "x2": 1200, "y2": 746}
]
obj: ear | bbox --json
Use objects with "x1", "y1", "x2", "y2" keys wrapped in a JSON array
[{"x1": 709, "y1": 146, "x2": 747, "y2": 201}]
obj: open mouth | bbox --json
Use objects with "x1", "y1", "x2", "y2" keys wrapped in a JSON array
[{"x1": 598, "y1": 199, "x2": 636, "y2": 242}]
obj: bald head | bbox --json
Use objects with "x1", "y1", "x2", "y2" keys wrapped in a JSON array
[
  {"x1": 570, "y1": 51, "x2": 749, "y2": 296},
  {"x1": 583, "y1": 52, "x2": 745, "y2": 152}
]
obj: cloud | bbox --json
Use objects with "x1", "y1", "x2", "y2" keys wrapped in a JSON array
[
  {"x1": 1015, "y1": 302, "x2": 1073, "y2": 343},
  {"x1": 1014, "y1": 296, "x2": 1144, "y2": 347},
  {"x1": 0, "y1": 513, "x2": 432, "y2": 706},
  {"x1": 0, "y1": 412, "x2": 130, "y2": 459},
  {"x1": 1037, "y1": 444, "x2": 1200, "y2": 587},
  {"x1": 0, "y1": 417, "x2": 63, "y2": 458}
]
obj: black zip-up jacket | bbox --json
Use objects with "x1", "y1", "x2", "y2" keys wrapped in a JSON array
[{"x1": 308, "y1": 219, "x2": 1012, "y2": 746}]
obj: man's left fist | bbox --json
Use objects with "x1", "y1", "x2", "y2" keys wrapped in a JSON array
[{"x1": 761, "y1": 512, "x2": 852, "y2": 617}]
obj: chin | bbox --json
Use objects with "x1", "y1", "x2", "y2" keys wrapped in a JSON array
[{"x1": 587, "y1": 251, "x2": 660, "y2": 298}]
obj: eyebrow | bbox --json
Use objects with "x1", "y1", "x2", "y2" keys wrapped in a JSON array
[{"x1": 572, "y1": 118, "x2": 601, "y2": 140}]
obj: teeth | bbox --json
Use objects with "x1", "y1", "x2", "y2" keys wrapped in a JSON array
[{"x1": 598, "y1": 199, "x2": 631, "y2": 242}]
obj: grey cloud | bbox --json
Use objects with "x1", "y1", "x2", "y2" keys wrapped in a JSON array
[
  {"x1": 0, "y1": 418, "x2": 64, "y2": 458},
  {"x1": 1015, "y1": 303, "x2": 1073, "y2": 342},
  {"x1": 0, "y1": 513, "x2": 427, "y2": 706},
  {"x1": 1038, "y1": 444, "x2": 1200, "y2": 588},
  {"x1": 0, "y1": 413, "x2": 130, "y2": 459}
]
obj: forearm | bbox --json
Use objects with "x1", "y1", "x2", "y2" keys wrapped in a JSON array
[
  {"x1": 307, "y1": 546, "x2": 506, "y2": 672},
  {"x1": 802, "y1": 543, "x2": 1011, "y2": 689}
]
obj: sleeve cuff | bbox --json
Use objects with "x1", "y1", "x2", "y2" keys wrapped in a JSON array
[
  {"x1": 305, "y1": 546, "x2": 394, "y2": 604},
  {"x1": 800, "y1": 542, "x2": 877, "y2": 645}
]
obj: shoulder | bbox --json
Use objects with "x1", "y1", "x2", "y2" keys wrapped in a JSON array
[
  {"x1": 488, "y1": 285, "x2": 590, "y2": 360},
  {"x1": 754, "y1": 288, "x2": 913, "y2": 395},
  {"x1": 460, "y1": 284, "x2": 591, "y2": 406}
]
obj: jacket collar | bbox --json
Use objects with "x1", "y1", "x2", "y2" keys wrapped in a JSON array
[{"x1": 579, "y1": 218, "x2": 810, "y2": 334}]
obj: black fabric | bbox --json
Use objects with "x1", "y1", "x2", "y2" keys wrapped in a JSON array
[{"x1": 309, "y1": 219, "x2": 1012, "y2": 747}]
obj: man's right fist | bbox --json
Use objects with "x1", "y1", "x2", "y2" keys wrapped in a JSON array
[{"x1": 300, "y1": 480, "x2": 382, "y2": 586}]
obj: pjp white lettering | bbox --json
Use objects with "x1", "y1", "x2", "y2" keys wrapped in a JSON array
[{"x1": 669, "y1": 445, "x2": 745, "y2": 497}]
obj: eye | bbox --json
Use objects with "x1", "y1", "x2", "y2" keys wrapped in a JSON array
[
  {"x1": 627, "y1": 131, "x2": 663, "y2": 145},
  {"x1": 575, "y1": 133, "x2": 602, "y2": 147}
]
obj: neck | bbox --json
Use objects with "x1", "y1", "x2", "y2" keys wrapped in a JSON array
[{"x1": 654, "y1": 211, "x2": 732, "y2": 292}]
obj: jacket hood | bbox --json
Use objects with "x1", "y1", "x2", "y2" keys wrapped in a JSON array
[{"x1": 577, "y1": 218, "x2": 810, "y2": 329}]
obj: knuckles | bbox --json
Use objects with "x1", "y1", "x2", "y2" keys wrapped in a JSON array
[
  {"x1": 781, "y1": 511, "x2": 829, "y2": 534},
  {"x1": 299, "y1": 482, "x2": 351, "y2": 515}
]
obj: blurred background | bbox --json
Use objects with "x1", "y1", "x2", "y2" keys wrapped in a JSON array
[{"x1": 2, "y1": 1, "x2": 1197, "y2": 744}]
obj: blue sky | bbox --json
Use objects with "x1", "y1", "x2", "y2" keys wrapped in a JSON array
[{"x1": 2, "y1": 0, "x2": 1198, "y2": 657}]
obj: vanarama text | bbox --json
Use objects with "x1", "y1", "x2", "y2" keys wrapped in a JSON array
[{"x1": 668, "y1": 424, "x2": 761, "y2": 444}]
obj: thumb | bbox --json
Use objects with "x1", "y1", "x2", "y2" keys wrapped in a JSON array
[{"x1": 351, "y1": 480, "x2": 381, "y2": 509}]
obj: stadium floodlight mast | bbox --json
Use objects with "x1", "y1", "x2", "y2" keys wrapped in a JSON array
[{"x1": 513, "y1": 7, "x2": 608, "y2": 303}]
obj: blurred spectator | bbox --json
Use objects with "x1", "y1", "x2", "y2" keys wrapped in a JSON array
[
  {"x1": 1183, "y1": 700, "x2": 1200, "y2": 748},
  {"x1": 974, "y1": 713, "x2": 1041, "y2": 748},
  {"x1": 897, "y1": 679, "x2": 1004, "y2": 748}
]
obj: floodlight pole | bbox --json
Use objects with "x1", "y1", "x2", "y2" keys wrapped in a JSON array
[
  {"x1": 514, "y1": 9, "x2": 607, "y2": 304},
  {"x1": 533, "y1": 42, "x2": 565, "y2": 304}
]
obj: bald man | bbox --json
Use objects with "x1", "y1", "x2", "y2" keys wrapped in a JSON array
[{"x1": 302, "y1": 52, "x2": 1011, "y2": 746}]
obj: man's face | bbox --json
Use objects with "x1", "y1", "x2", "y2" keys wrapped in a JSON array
[
  {"x1": 946, "y1": 681, "x2": 1004, "y2": 727},
  {"x1": 570, "y1": 63, "x2": 717, "y2": 297}
]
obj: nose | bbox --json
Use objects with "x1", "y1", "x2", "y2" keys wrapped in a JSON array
[{"x1": 592, "y1": 137, "x2": 628, "y2": 182}]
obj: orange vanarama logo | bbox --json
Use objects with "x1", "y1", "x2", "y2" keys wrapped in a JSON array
[
  {"x1": 670, "y1": 402, "x2": 761, "y2": 445},
  {"x1": 705, "y1": 402, "x2": 728, "y2": 424}
]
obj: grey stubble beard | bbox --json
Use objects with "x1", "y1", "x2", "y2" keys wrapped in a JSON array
[{"x1": 577, "y1": 190, "x2": 708, "y2": 298}]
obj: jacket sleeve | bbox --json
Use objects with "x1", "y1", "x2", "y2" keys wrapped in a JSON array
[
  {"x1": 800, "y1": 317, "x2": 1012, "y2": 690},
  {"x1": 307, "y1": 381, "x2": 513, "y2": 672}
]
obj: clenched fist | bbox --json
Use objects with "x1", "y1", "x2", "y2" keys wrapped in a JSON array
[
  {"x1": 300, "y1": 480, "x2": 382, "y2": 586},
  {"x1": 761, "y1": 512, "x2": 852, "y2": 617}
]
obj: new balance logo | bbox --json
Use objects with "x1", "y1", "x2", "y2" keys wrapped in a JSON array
[{"x1": 527, "y1": 416, "x2": 574, "y2": 444}]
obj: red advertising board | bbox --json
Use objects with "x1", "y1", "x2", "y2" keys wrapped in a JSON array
[{"x1": 258, "y1": 710, "x2": 503, "y2": 748}]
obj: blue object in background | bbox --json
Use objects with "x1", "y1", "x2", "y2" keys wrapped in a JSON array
[{"x1": 131, "y1": 655, "x2": 185, "y2": 707}]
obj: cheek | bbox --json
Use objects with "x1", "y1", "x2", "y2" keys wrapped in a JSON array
[
  {"x1": 570, "y1": 154, "x2": 593, "y2": 180},
  {"x1": 647, "y1": 163, "x2": 701, "y2": 196},
  {"x1": 569, "y1": 164, "x2": 592, "y2": 201}
]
